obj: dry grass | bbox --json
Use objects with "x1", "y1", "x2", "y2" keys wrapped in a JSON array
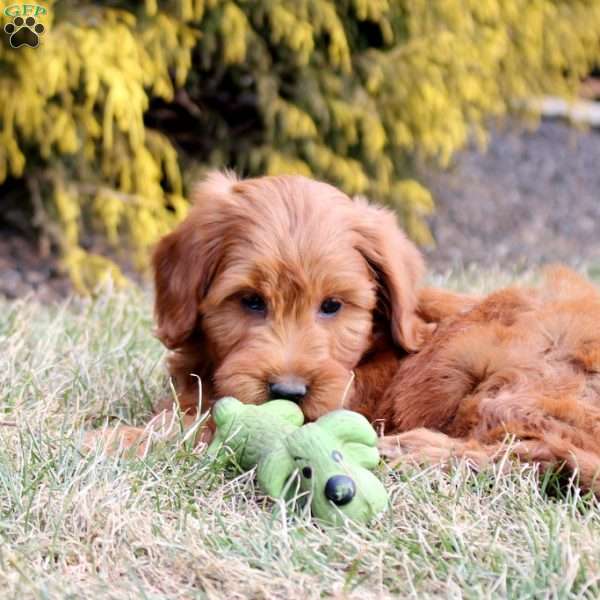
[{"x1": 2, "y1": 269, "x2": 600, "y2": 599}]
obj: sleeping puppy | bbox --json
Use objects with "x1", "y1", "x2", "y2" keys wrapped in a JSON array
[{"x1": 90, "y1": 172, "x2": 600, "y2": 492}]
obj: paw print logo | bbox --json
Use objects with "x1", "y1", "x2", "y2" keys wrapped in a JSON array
[{"x1": 4, "y1": 15, "x2": 44, "y2": 48}]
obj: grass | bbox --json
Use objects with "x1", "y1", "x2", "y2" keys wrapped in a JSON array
[{"x1": 2, "y1": 269, "x2": 600, "y2": 599}]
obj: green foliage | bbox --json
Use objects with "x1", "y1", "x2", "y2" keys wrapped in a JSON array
[{"x1": 1, "y1": 0, "x2": 600, "y2": 289}]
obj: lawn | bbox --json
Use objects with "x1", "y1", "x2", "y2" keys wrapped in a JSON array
[{"x1": 1, "y1": 268, "x2": 600, "y2": 599}]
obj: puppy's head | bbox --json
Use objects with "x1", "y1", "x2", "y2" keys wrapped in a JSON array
[{"x1": 153, "y1": 172, "x2": 431, "y2": 420}]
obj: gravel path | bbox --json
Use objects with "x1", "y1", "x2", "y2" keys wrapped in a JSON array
[{"x1": 422, "y1": 119, "x2": 600, "y2": 271}]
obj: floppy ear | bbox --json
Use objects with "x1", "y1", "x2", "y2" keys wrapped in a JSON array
[
  {"x1": 353, "y1": 198, "x2": 435, "y2": 351},
  {"x1": 152, "y1": 171, "x2": 238, "y2": 349},
  {"x1": 316, "y1": 411, "x2": 381, "y2": 469},
  {"x1": 316, "y1": 410, "x2": 378, "y2": 447}
]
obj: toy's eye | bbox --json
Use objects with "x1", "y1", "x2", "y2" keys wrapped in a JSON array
[
  {"x1": 319, "y1": 298, "x2": 342, "y2": 316},
  {"x1": 302, "y1": 466, "x2": 312, "y2": 479},
  {"x1": 241, "y1": 293, "x2": 267, "y2": 315},
  {"x1": 331, "y1": 450, "x2": 343, "y2": 463}
]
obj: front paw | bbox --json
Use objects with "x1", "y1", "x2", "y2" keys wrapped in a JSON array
[{"x1": 81, "y1": 425, "x2": 149, "y2": 457}]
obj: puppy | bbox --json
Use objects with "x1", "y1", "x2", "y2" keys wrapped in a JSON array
[
  {"x1": 86, "y1": 171, "x2": 438, "y2": 454},
  {"x1": 152, "y1": 171, "x2": 436, "y2": 422},
  {"x1": 91, "y1": 172, "x2": 600, "y2": 493}
]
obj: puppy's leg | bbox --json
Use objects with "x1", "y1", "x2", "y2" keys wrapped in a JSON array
[
  {"x1": 417, "y1": 287, "x2": 480, "y2": 323},
  {"x1": 378, "y1": 428, "x2": 498, "y2": 470},
  {"x1": 378, "y1": 429, "x2": 552, "y2": 473},
  {"x1": 379, "y1": 429, "x2": 600, "y2": 493},
  {"x1": 82, "y1": 410, "x2": 213, "y2": 457}
]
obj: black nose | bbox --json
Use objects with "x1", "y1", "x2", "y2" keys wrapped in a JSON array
[
  {"x1": 324, "y1": 475, "x2": 356, "y2": 506},
  {"x1": 268, "y1": 379, "x2": 308, "y2": 403}
]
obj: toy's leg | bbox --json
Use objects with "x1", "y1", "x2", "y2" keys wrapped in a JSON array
[{"x1": 82, "y1": 410, "x2": 214, "y2": 457}]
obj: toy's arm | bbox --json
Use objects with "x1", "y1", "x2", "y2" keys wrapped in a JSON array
[
  {"x1": 212, "y1": 396, "x2": 242, "y2": 427},
  {"x1": 256, "y1": 445, "x2": 296, "y2": 498},
  {"x1": 206, "y1": 397, "x2": 244, "y2": 459}
]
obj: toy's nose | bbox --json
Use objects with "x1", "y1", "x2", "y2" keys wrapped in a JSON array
[
  {"x1": 324, "y1": 475, "x2": 356, "y2": 506},
  {"x1": 268, "y1": 378, "x2": 308, "y2": 403}
]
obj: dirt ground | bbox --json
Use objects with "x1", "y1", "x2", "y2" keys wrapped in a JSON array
[
  {"x1": 0, "y1": 229, "x2": 72, "y2": 302},
  {"x1": 1, "y1": 118, "x2": 599, "y2": 300}
]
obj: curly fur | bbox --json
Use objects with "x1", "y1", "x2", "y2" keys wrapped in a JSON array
[{"x1": 90, "y1": 172, "x2": 600, "y2": 491}]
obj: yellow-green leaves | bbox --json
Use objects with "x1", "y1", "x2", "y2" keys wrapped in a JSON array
[{"x1": 2, "y1": 0, "x2": 599, "y2": 292}]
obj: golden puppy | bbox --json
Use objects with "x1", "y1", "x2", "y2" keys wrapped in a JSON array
[
  {"x1": 153, "y1": 171, "x2": 434, "y2": 422},
  {"x1": 91, "y1": 172, "x2": 600, "y2": 492},
  {"x1": 87, "y1": 171, "x2": 434, "y2": 454}
]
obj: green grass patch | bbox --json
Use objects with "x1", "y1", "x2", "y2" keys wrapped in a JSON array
[{"x1": 1, "y1": 268, "x2": 600, "y2": 599}]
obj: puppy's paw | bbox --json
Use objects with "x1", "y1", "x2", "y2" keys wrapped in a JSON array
[
  {"x1": 81, "y1": 411, "x2": 214, "y2": 457},
  {"x1": 82, "y1": 425, "x2": 149, "y2": 457}
]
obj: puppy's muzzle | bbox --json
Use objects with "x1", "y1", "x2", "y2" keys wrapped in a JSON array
[{"x1": 268, "y1": 378, "x2": 308, "y2": 403}]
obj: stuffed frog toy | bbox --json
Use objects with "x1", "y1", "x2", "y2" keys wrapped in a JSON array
[{"x1": 207, "y1": 396, "x2": 389, "y2": 525}]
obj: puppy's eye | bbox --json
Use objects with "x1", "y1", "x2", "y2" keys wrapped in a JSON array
[
  {"x1": 241, "y1": 293, "x2": 266, "y2": 314},
  {"x1": 319, "y1": 298, "x2": 342, "y2": 316}
]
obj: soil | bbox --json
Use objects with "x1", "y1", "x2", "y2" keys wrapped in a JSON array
[
  {"x1": 1, "y1": 118, "x2": 599, "y2": 301},
  {"x1": 0, "y1": 227, "x2": 71, "y2": 302}
]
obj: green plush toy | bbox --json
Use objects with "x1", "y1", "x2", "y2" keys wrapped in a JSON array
[{"x1": 207, "y1": 396, "x2": 389, "y2": 525}]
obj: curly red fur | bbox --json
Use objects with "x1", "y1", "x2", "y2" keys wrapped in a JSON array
[
  {"x1": 152, "y1": 171, "x2": 432, "y2": 421},
  {"x1": 93, "y1": 172, "x2": 600, "y2": 490},
  {"x1": 377, "y1": 266, "x2": 600, "y2": 490}
]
